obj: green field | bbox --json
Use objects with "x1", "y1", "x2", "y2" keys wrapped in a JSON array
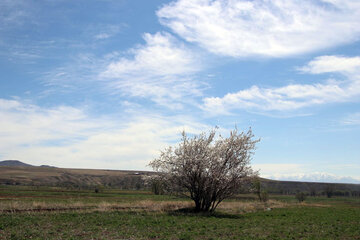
[{"x1": 0, "y1": 186, "x2": 359, "y2": 239}]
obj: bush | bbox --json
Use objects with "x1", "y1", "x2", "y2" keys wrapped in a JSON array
[
  {"x1": 151, "y1": 179, "x2": 164, "y2": 195},
  {"x1": 252, "y1": 178, "x2": 268, "y2": 202},
  {"x1": 149, "y1": 128, "x2": 259, "y2": 212},
  {"x1": 296, "y1": 192, "x2": 307, "y2": 202},
  {"x1": 325, "y1": 185, "x2": 334, "y2": 198},
  {"x1": 260, "y1": 190, "x2": 269, "y2": 202}
]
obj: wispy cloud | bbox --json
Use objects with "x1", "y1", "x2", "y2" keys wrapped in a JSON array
[
  {"x1": 254, "y1": 163, "x2": 303, "y2": 175},
  {"x1": 0, "y1": 98, "x2": 101, "y2": 148},
  {"x1": 264, "y1": 172, "x2": 360, "y2": 184},
  {"x1": 29, "y1": 32, "x2": 205, "y2": 109},
  {"x1": 203, "y1": 55, "x2": 360, "y2": 114},
  {"x1": 0, "y1": 0, "x2": 31, "y2": 29},
  {"x1": 94, "y1": 33, "x2": 112, "y2": 40},
  {"x1": 101, "y1": 32, "x2": 206, "y2": 108},
  {"x1": 255, "y1": 163, "x2": 360, "y2": 183},
  {"x1": 102, "y1": 32, "x2": 201, "y2": 78},
  {"x1": 158, "y1": 0, "x2": 360, "y2": 57},
  {"x1": 92, "y1": 24, "x2": 124, "y2": 40},
  {"x1": 341, "y1": 112, "x2": 360, "y2": 126},
  {"x1": 299, "y1": 55, "x2": 360, "y2": 74},
  {"x1": 41, "y1": 53, "x2": 107, "y2": 90},
  {"x1": 0, "y1": 98, "x2": 210, "y2": 169}
]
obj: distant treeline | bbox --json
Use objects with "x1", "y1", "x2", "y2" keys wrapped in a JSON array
[
  {"x1": 0, "y1": 166, "x2": 152, "y2": 191},
  {"x1": 260, "y1": 179, "x2": 360, "y2": 197},
  {"x1": 0, "y1": 173, "x2": 147, "y2": 190},
  {"x1": 1, "y1": 166, "x2": 360, "y2": 197}
]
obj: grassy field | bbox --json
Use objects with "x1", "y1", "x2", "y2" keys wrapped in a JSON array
[{"x1": 0, "y1": 185, "x2": 359, "y2": 239}]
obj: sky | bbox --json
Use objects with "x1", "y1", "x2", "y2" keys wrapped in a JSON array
[{"x1": 1, "y1": 0, "x2": 360, "y2": 183}]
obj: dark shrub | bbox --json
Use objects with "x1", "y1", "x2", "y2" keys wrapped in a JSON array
[{"x1": 295, "y1": 192, "x2": 307, "y2": 202}]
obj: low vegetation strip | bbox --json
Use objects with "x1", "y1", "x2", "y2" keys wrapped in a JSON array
[
  {"x1": 1, "y1": 164, "x2": 359, "y2": 197},
  {"x1": 0, "y1": 200, "x2": 193, "y2": 214},
  {"x1": 1, "y1": 205, "x2": 359, "y2": 239},
  {"x1": 0, "y1": 186, "x2": 359, "y2": 239},
  {"x1": 0, "y1": 199, "x2": 290, "y2": 214}
]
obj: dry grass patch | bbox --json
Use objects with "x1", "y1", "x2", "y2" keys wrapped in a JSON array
[
  {"x1": 96, "y1": 200, "x2": 193, "y2": 212},
  {"x1": 0, "y1": 200, "x2": 194, "y2": 213},
  {"x1": 218, "y1": 200, "x2": 290, "y2": 214},
  {"x1": 2, "y1": 198, "x2": 319, "y2": 215},
  {"x1": 300, "y1": 202, "x2": 331, "y2": 208},
  {"x1": 136, "y1": 200, "x2": 193, "y2": 212},
  {"x1": 0, "y1": 200, "x2": 94, "y2": 213}
]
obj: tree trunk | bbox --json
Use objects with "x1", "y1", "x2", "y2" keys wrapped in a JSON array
[{"x1": 194, "y1": 200, "x2": 201, "y2": 212}]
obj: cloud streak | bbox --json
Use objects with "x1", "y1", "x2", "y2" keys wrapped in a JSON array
[
  {"x1": 255, "y1": 163, "x2": 360, "y2": 183},
  {"x1": 341, "y1": 112, "x2": 360, "y2": 126},
  {"x1": 0, "y1": 98, "x2": 210, "y2": 169},
  {"x1": 203, "y1": 55, "x2": 360, "y2": 114},
  {"x1": 101, "y1": 32, "x2": 206, "y2": 108},
  {"x1": 299, "y1": 55, "x2": 360, "y2": 74},
  {"x1": 0, "y1": 0, "x2": 31, "y2": 29},
  {"x1": 264, "y1": 172, "x2": 360, "y2": 184},
  {"x1": 158, "y1": 0, "x2": 360, "y2": 57}
]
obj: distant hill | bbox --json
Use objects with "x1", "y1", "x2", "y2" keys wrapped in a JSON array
[
  {"x1": 261, "y1": 178, "x2": 360, "y2": 196},
  {"x1": 0, "y1": 165, "x2": 154, "y2": 189},
  {"x1": 0, "y1": 160, "x2": 33, "y2": 167},
  {"x1": 0, "y1": 160, "x2": 57, "y2": 168},
  {"x1": 40, "y1": 165, "x2": 57, "y2": 168},
  {"x1": 0, "y1": 164, "x2": 359, "y2": 196},
  {"x1": 265, "y1": 172, "x2": 360, "y2": 184}
]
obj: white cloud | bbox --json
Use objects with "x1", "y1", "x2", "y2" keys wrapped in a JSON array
[
  {"x1": 14, "y1": 116, "x2": 210, "y2": 170},
  {"x1": 264, "y1": 172, "x2": 360, "y2": 184},
  {"x1": 158, "y1": 0, "x2": 360, "y2": 57},
  {"x1": 41, "y1": 53, "x2": 106, "y2": 90},
  {"x1": 95, "y1": 33, "x2": 111, "y2": 40},
  {"x1": 93, "y1": 25, "x2": 123, "y2": 40},
  {"x1": 103, "y1": 32, "x2": 200, "y2": 77},
  {"x1": 299, "y1": 55, "x2": 360, "y2": 74},
  {"x1": 0, "y1": 98, "x2": 101, "y2": 149},
  {"x1": 101, "y1": 32, "x2": 205, "y2": 108},
  {"x1": 254, "y1": 163, "x2": 303, "y2": 175},
  {"x1": 255, "y1": 163, "x2": 360, "y2": 183},
  {"x1": 203, "y1": 55, "x2": 360, "y2": 114},
  {"x1": 0, "y1": 0, "x2": 30, "y2": 29},
  {"x1": 341, "y1": 112, "x2": 360, "y2": 125},
  {"x1": 0, "y1": 98, "x2": 210, "y2": 170}
]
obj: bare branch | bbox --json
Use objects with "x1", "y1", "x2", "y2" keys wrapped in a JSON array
[{"x1": 149, "y1": 128, "x2": 259, "y2": 212}]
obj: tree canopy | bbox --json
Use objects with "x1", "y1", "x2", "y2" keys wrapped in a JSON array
[{"x1": 149, "y1": 128, "x2": 259, "y2": 212}]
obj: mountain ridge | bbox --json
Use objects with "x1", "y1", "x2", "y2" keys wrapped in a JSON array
[
  {"x1": 0, "y1": 163, "x2": 359, "y2": 195},
  {"x1": 0, "y1": 160, "x2": 58, "y2": 168},
  {"x1": 265, "y1": 172, "x2": 360, "y2": 184},
  {"x1": 0, "y1": 160, "x2": 33, "y2": 167}
]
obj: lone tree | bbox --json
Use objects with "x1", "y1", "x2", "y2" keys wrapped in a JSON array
[
  {"x1": 253, "y1": 178, "x2": 268, "y2": 202},
  {"x1": 149, "y1": 128, "x2": 259, "y2": 212}
]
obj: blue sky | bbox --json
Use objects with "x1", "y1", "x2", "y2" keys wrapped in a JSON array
[{"x1": 1, "y1": 0, "x2": 360, "y2": 183}]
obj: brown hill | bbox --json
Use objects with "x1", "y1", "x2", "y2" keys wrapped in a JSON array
[
  {"x1": 1, "y1": 164, "x2": 359, "y2": 196},
  {"x1": 0, "y1": 160, "x2": 33, "y2": 167},
  {"x1": 0, "y1": 165, "x2": 154, "y2": 189},
  {"x1": 260, "y1": 178, "x2": 360, "y2": 196}
]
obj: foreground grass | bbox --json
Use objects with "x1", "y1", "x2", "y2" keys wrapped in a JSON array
[
  {"x1": 0, "y1": 186, "x2": 359, "y2": 239},
  {"x1": 1, "y1": 206, "x2": 359, "y2": 239}
]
